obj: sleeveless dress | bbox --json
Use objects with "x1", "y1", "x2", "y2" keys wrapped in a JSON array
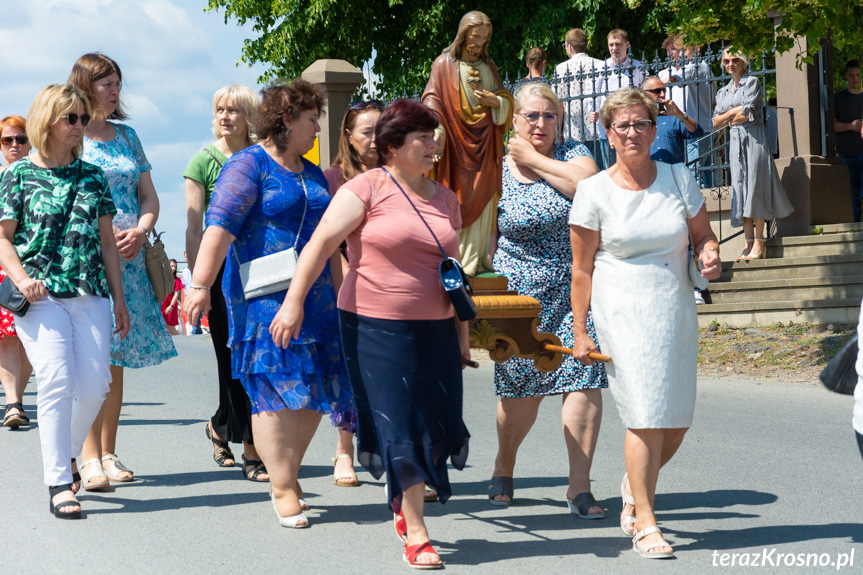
[
  {"x1": 493, "y1": 141, "x2": 607, "y2": 397},
  {"x1": 82, "y1": 123, "x2": 177, "y2": 368}
]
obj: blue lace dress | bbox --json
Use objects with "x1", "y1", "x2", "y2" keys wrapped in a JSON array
[
  {"x1": 206, "y1": 145, "x2": 353, "y2": 429},
  {"x1": 82, "y1": 123, "x2": 177, "y2": 368},
  {"x1": 493, "y1": 141, "x2": 608, "y2": 397}
]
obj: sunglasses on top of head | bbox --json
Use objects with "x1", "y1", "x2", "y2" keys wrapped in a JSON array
[
  {"x1": 59, "y1": 113, "x2": 91, "y2": 127},
  {"x1": 0, "y1": 135, "x2": 28, "y2": 146},
  {"x1": 348, "y1": 100, "x2": 384, "y2": 112}
]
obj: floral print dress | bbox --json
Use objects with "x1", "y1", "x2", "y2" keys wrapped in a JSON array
[
  {"x1": 493, "y1": 141, "x2": 608, "y2": 397},
  {"x1": 82, "y1": 123, "x2": 176, "y2": 368}
]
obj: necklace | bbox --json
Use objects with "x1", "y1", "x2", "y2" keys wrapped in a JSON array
[{"x1": 615, "y1": 164, "x2": 654, "y2": 191}]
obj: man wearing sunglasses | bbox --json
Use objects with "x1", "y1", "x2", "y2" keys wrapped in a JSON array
[
  {"x1": 641, "y1": 76, "x2": 703, "y2": 165},
  {"x1": 834, "y1": 60, "x2": 863, "y2": 222}
]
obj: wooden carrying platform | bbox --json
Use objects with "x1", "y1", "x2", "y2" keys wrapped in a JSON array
[{"x1": 468, "y1": 275, "x2": 564, "y2": 373}]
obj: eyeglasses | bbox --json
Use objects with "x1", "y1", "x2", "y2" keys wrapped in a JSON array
[
  {"x1": 0, "y1": 135, "x2": 28, "y2": 146},
  {"x1": 518, "y1": 112, "x2": 558, "y2": 124},
  {"x1": 348, "y1": 100, "x2": 384, "y2": 112},
  {"x1": 644, "y1": 87, "x2": 666, "y2": 95},
  {"x1": 59, "y1": 113, "x2": 91, "y2": 127},
  {"x1": 722, "y1": 57, "x2": 742, "y2": 65},
  {"x1": 609, "y1": 120, "x2": 654, "y2": 134}
]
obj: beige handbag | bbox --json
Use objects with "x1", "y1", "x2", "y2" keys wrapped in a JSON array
[{"x1": 145, "y1": 230, "x2": 174, "y2": 302}]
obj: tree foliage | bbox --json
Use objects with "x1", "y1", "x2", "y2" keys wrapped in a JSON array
[{"x1": 206, "y1": 0, "x2": 863, "y2": 97}]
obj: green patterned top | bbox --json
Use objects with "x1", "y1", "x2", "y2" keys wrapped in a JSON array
[{"x1": 0, "y1": 157, "x2": 117, "y2": 298}]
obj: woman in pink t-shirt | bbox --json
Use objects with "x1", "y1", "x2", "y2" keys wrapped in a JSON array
[{"x1": 275, "y1": 100, "x2": 470, "y2": 570}]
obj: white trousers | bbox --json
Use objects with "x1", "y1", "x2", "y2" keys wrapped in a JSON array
[{"x1": 14, "y1": 295, "x2": 112, "y2": 486}]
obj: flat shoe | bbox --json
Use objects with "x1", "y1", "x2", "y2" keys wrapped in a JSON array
[
  {"x1": 488, "y1": 476, "x2": 513, "y2": 507},
  {"x1": 48, "y1": 484, "x2": 81, "y2": 520},
  {"x1": 620, "y1": 473, "x2": 636, "y2": 536},
  {"x1": 205, "y1": 423, "x2": 235, "y2": 467},
  {"x1": 242, "y1": 456, "x2": 270, "y2": 482},
  {"x1": 80, "y1": 457, "x2": 110, "y2": 492},
  {"x1": 101, "y1": 453, "x2": 134, "y2": 482},
  {"x1": 3, "y1": 402, "x2": 29, "y2": 429},
  {"x1": 332, "y1": 453, "x2": 359, "y2": 487},
  {"x1": 632, "y1": 525, "x2": 674, "y2": 559},
  {"x1": 271, "y1": 493, "x2": 309, "y2": 529},
  {"x1": 565, "y1": 491, "x2": 605, "y2": 519},
  {"x1": 423, "y1": 484, "x2": 438, "y2": 502},
  {"x1": 403, "y1": 541, "x2": 443, "y2": 570}
]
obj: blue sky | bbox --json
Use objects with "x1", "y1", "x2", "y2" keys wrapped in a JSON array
[{"x1": 0, "y1": 0, "x2": 269, "y2": 260}]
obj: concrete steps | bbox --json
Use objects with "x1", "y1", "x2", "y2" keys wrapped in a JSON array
[{"x1": 697, "y1": 226, "x2": 863, "y2": 327}]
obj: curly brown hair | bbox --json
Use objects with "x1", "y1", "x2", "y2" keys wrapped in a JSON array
[{"x1": 256, "y1": 80, "x2": 325, "y2": 153}]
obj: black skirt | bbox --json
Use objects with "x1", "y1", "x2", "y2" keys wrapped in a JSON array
[{"x1": 339, "y1": 310, "x2": 469, "y2": 508}]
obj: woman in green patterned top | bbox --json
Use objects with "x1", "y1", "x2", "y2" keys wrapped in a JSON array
[
  {"x1": 183, "y1": 85, "x2": 265, "y2": 480},
  {"x1": 0, "y1": 84, "x2": 130, "y2": 519}
]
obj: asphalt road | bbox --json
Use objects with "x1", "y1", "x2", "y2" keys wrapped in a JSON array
[{"x1": 1, "y1": 336, "x2": 861, "y2": 575}]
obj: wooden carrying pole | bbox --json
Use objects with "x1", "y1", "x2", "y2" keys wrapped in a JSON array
[{"x1": 543, "y1": 344, "x2": 611, "y2": 363}]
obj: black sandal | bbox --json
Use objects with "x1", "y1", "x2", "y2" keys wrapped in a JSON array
[
  {"x1": 3, "y1": 402, "x2": 30, "y2": 429},
  {"x1": 242, "y1": 456, "x2": 270, "y2": 482},
  {"x1": 48, "y1": 484, "x2": 82, "y2": 520},
  {"x1": 205, "y1": 423, "x2": 235, "y2": 467}
]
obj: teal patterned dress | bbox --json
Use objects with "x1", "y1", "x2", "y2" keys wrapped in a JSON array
[{"x1": 82, "y1": 123, "x2": 176, "y2": 368}]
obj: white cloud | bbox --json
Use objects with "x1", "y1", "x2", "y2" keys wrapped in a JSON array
[{"x1": 1, "y1": 0, "x2": 268, "y2": 259}]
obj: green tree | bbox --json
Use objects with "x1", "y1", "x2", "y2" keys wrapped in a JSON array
[{"x1": 206, "y1": 0, "x2": 863, "y2": 96}]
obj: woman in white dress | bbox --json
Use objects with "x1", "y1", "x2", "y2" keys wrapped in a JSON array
[{"x1": 569, "y1": 87, "x2": 722, "y2": 558}]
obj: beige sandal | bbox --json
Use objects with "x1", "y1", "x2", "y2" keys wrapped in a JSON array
[
  {"x1": 80, "y1": 458, "x2": 110, "y2": 491},
  {"x1": 332, "y1": 453, "x2": 360, "y2": 487},
  {"x1": 736, "y1": 237, "x2": 754, "y2": 262},
  {"x1": 632, "y1": 525, "x2": 674, "y2": 559},
  {"x1": 744, "y1": 237, "x2": 767, "y2": 260},
  {"x1": 102, "y1": 453, "x2": 134, "y2": 482}
]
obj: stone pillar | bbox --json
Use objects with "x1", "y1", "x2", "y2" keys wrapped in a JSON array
[
  {"x1": 772, "y1": 16, "x2": 851, "y2": 235},
  {"x1": 302, "y1": 60, "x2": 365, "y2": 170}
]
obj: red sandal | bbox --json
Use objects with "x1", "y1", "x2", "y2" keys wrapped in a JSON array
[{"x1": 403, "y1": 541, "x2": 442, "y2": 570}]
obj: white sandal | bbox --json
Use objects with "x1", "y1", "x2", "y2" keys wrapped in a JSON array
[
  {"x1": 620, "y1": 473, "x2": 636, "y2": 536},
  {"x1": 80, "y1": 458, "x2": 110, "y2": 491},
  {"x1": 101, "y1": 453, "x2": 134, "y2": 482},
  {"x1": 271, "y1": 493, "x2": 309, "y2": 529},
  {"x1": 632, "y1": 525, "x2": 674, "y2": 559}
]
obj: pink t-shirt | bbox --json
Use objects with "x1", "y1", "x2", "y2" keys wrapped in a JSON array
[{"x1": 338, "y1": 168, "x2": 462, "y2": 320}]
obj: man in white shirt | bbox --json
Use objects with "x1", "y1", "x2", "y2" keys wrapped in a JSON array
[
  {"x1": 554, "y1": 28, "x2": 603, "y2": 159},
  {"x1": 658, "y1": 35, "x2": 716, "y2": 186},
  {"x1": 587, "y1": 29, "x2": 645, "y2": 169}
]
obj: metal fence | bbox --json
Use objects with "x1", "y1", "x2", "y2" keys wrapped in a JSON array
[{"x1": 366, "y1": 43, "x2": 780, "y2": 245}]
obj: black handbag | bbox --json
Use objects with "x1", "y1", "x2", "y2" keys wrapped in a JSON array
[
  {"x1": 0, "y1": 161, "x2": 82, "y2": 317},
  {"x1": 819, "y1": 333, "x2": 858, "y2": 395},
  {"x1": 383, "y1": 168, "x2": 477, "y2": 321}
]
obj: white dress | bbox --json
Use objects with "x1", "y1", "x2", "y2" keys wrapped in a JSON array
[{"x1": 569, "y1": 163, "x2": 704, "y2": 428}]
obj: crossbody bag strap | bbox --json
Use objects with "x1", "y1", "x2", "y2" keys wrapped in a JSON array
[
  {"x1": 382, "y1": 167, "x2": 448, "y2": 260},
  {"x1": 669, "y1": 163, "x2": 702, "y2": 271},
  {"x1": 230, "y1": 171, "x2": 309, "y2": 269},
  {"x1": 41, "y1": 160, "x2": 83, "y2": 280},
  {"x1": 202, "y1": 146, "x2": 224, "y2": 168}
]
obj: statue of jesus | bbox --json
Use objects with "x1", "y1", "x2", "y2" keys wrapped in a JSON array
[{"x1": 422, "y1": 10, "x2": 514, "y2": 276}]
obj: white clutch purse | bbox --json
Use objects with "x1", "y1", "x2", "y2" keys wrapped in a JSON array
[{"x1": 237, "y1": 174, "x2": 309, "y2": 300}]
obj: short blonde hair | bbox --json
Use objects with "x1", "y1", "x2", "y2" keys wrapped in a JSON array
[
  {"x1": 600, "y1": 87, "x2": 657, "y2": 130},
  {"x1": 514, "y1": 82, "x2": 560, "y2": 113},
  {"x1": 211, "y1": 85, "x2": 260, "y2": 143},
  {"x1": 27, "y1": 84, "x2": 92, "y2": 159},
  {"x1": 722, "y1": 48, "x2": 749, "y2": 66}
]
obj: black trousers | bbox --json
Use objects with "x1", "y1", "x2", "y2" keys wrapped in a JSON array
[
  {"x1": 857, "y1": 431, "x2": 863, "y2": 461},
  {"x1": 209, "y1": 260, "x2": 254, "y2": 445}
]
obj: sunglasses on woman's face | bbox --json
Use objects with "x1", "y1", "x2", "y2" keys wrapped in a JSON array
[
  {"x1": 0, "y1": 135, "x2": 28, "y2": 146},
  {"x1": 348, "y1": 100, "x2": 384, "y2": 112},
  {"x1": 722, "y1": 58, "x2": 742, "y2": 65},
  {"x1": 60, "y1": 113, "x2": 91, "y2": 127}
]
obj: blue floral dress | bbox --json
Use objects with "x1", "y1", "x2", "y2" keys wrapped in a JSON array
[
  {"x1": 82, "y1": 123, "x2": 177, "y2": 368},
  {"x1": 493, "y1": 141, "x2": 608, "y2": 397},
  {"x1": 206, "y1": 145, "x2": 353, "y2": 429}
]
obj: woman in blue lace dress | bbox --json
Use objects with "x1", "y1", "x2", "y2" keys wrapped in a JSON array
[
  {"x1": 487, "y1": 83, "x2": 608, "y2": 517},
  {"x1": 69, "y1": 53, "x2": 176, "y2": 490},
  {"x1": 185, "y1": 81, "x2": 353, "y2": 529}
]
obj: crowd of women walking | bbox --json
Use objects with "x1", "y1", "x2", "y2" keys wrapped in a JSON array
[{"x1": 13, "y1": 41, "x2": 825, "y2": 569}]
